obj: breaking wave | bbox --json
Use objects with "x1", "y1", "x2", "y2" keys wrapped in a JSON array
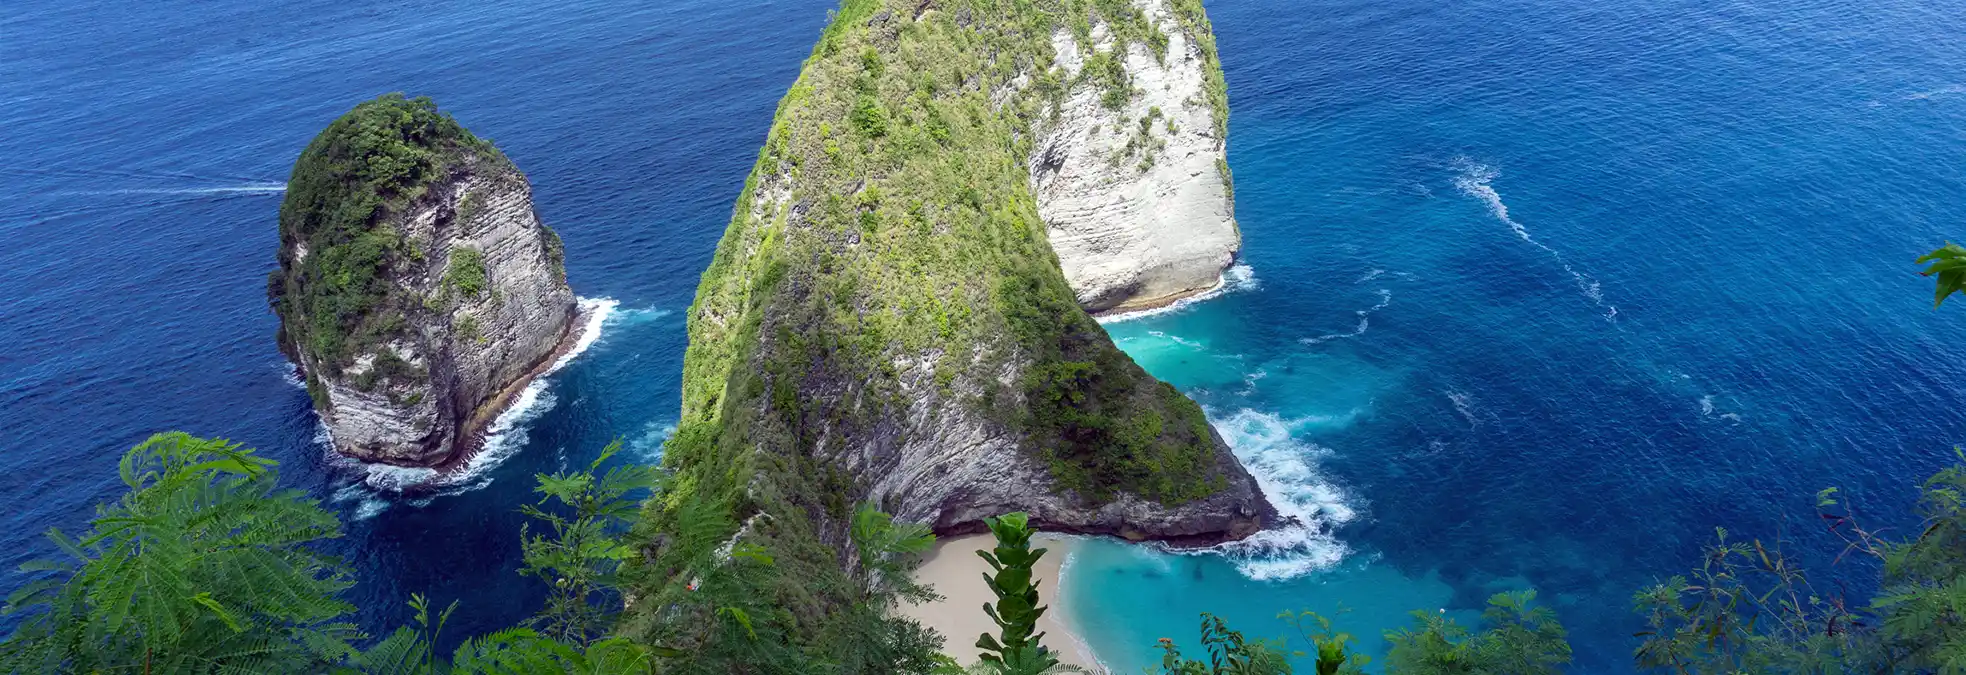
[
  {"x1": 326, "y1": 297, "x2": 620, "y2": 519},
  {"x1": 1174, "y1": 409, "x2": 1357, "y2": 580},
  {"x1": 1453, "y1": 160, "x2": 1618, "y2": 320},
  {"x1": 1301, "y1": 289, "x2": 1393, "y2": 346},
  {"x1": 1098, "y1": 263, "x2": 1259, "y2": 324}
]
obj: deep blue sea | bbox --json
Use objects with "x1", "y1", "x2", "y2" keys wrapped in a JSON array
[{"x1": 6, "y1": 0, "x2": 1966, "y2": 672}]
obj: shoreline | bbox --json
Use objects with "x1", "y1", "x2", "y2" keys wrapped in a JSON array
[
  {"x1": 898, "y1": 533, "x2": 1102, "y2": 671},
  {"x1": 442, "y1": 300, "x2": 596, "y2": 471},
  {"x1": 1094, "y1": 262, "x2": 1254, "y2": 324},
  {"x1": 340, "y1": 297, "x2": 613, "y2": 480}
]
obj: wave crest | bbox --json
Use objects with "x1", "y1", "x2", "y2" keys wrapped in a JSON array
[
  {"x1": 1301, "y1": 289, "x2": 1393, "y2": 346},
  {"x1": 326, "y1": 297, "x2": 622, "y2": 518},
  {"x1": 1452, "y1": 160, "x2": 1617, "y2": 320},
  {"x1": 1172, "y1": 409, "x2": 1356, "y2": 580}
]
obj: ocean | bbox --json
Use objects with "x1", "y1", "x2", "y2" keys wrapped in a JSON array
[{"x1": 4, "y1": 0, "x2": 1965, "y2": 671}]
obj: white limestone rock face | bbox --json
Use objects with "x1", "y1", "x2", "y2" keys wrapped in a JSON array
[
  {"x1": 857, "y1": 351, "x2": 1273, "y2": 544},
  {"x1": 277, "y1": 156, "x2": 577, "y2": 468},
  {"x1": 1029, "y1": 0, "x2": 1240, "y2": 315}
]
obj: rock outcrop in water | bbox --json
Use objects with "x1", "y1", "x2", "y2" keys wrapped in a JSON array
[
  {"x1": 1030, "y1": 0, "x2": 1240, "y2": 315},
  {"x1": 268, "y1": 94, "x2": 577, "y2": 468},
  {"x1": 652, "y1": 0, "x2": 1270, "y2": 573}
]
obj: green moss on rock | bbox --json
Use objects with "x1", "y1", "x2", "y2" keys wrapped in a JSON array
[{"x1": 268, "y1": 93, "x2": 506, "y2": 372}]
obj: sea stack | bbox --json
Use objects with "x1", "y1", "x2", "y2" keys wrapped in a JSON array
[
  {"x1": 268, "y1": 94, "x2": 577, "y2": 467},
  {"x1": 1030, "y1": 0, "x2": 1240, "y2": 315}
]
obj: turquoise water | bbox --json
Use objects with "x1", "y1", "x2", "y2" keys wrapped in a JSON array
[
  {"x1": 1062, "y1": 0, "x2": 1966, "y2": 671},
  {"x1": 6, "y1": 0, "x2": 1966, "y2": 670}
]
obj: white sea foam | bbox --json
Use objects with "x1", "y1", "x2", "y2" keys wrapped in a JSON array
[
  {"x1": 1097, "y1": 263, "x2": 1258, "y2": 324},
  {"x1": 1698, "y1": 394, "x2": 1744, "y2": 422},
  {"x1": 1445, "y1": 389, "x2": 1480, "y2": 427},
  {"x1": 605, "y1": 305, "x2": 672, "y2": 328},
  {"x1": 325, "y1": 297, "x2": 621, "y2": 517},
  {"x1": 1174, "y1": 409, "x2": 1356, "y2": 580},
  {"x1": 63, "y1": 184, "x2": 287, "y2": 196},
  {"x1": 1355, "y1": 268, "x2": 1414, "y2": 284},
  {"x1": 1453, "y1": 160, "x2": 1618, "y2": 320},
  {"x1": 1240, "y1": 368, "x2": 1267, "y2": 395},
  {"x1": 279, "y1": 363, "x2": 305, "y2": 389},
  {"x1": 1301, "y1": 289, "x2": 1393, "y2": 346},
  {"x1": 628, "y1": 420, "x2": 679, "y2": 461},
  {"x1": 420, "y1": 297, "x2": 619, "y2": 492},
  {"x1": 1146, "y1": 330, "x2": 1206, "y2": 350},
  {"x1": 1907, "y1": 84, "x2": 1966, "y2": 100}
]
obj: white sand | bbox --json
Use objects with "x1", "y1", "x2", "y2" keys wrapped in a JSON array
[{"x1": 897, "y1": 533, "x2": 1102, "y2": 670}]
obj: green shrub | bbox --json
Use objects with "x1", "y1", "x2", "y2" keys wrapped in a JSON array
[
  {"x1": 852, "y1": 94, "x2": 890, "y2": 138},
  {"x1": 444, "y1": 247, "x2": 489, "y2": 298},
  {"x1": 456, "y1": 313, "x2": 482, "y2": 344}
]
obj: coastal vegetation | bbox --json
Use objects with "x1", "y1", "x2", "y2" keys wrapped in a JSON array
[
  {"x1": 269, "y1": 94, "x2": 511, "y2": 376},
  {"x1": 974, "y1": 513, "x2": 1062, "y2": 674},
  {"x1": 641, "y1": 0, "x2": 1253, "y2": 667},
  {"x1": 9, "y1": 350, "x2": 1966, "y2": 673}
]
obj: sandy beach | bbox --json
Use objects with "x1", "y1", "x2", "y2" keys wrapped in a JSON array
[{"x1": 897, "y1": 533, "x2": 1102, "y2": 671}]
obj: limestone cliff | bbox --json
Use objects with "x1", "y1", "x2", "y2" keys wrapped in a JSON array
[
  {"x1": 651, "y1": 0, "x2": 1271, "y2": 586},
  {"x1": 268, "y1": 94, "x2": 577, "y2": 468},
  {"x1": 1030, "y1": 0, "x2": 1241, "y2": 315}
]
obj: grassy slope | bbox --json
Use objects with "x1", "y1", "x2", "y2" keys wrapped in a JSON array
[{"x1": 628, "y1": 0, "x2": 1237, "y2": 667}]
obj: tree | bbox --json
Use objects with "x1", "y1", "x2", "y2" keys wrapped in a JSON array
[
  {"x1": 851, "y1": 502, "x2": 939, "y2": 608},
  {"x1": 0, "y1": 433, "x2": 359, "y2": 673},
  {"x1": 975, "y1": 512, "x2": 1066, "y2": 675},
  {"x1": 1278, "y1": 608, "x2": 1368, "y2": 675},
  {"x1": 339, "y1": 593, "x2": 660, "y2": 675},
  {"x1": 1865, "y1": 458, "x2": 1966, "y2": 672},
  {"x1": 1383, "y1": 591, "x2": 1569, "y2": 675},
  {"x1": 1918, "y1": 243, "x2": 1966, "y2": 307},
  {"x1": 517, "y1": 439, "x2": 664, "y2": 645},
  {"x1": 1151, "y1": 614, "x2": 1292, "y2": 675}
]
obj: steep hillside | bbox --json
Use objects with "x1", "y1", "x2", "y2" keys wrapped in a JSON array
[{"x1": 625, "y1": 0, "x2": 1272, "y2": 667}]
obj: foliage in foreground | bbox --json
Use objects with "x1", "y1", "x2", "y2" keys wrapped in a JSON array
[
  {"x1": 0, "y1": 433, "x2": 359, "y2": 673},
  {"x1": 8, "y1": 402, "x2": 1966, "y2": 674},
  {"x1": 0, "y1": 433, "x2": 671, "y2": 674},
  {"x1": 974, "y1": 513, "x2": 1064, "y2": 675}
]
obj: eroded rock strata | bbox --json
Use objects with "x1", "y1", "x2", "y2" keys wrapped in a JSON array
[
  {"x1": 269, "y1": 95, "x2": 577, "y2": 468},
  {"x1": 1030, "y1": 0, "x2": 1241, "y2": 315}
]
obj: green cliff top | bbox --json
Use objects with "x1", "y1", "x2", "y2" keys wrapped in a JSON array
[
  {"x1": 269, "y1": 94, "x2": 509, "y2": 377},
  {"x1": 627, "y1": 0, "x2": 1235, "y2": 667}
]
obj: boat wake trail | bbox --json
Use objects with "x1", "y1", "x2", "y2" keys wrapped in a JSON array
[
  {"x1": 1172, "y1": 409, "x2": 1356, "y2": 581},
  {"x1": 1301, "y1": 289, "x2": 1393, "y2": 346},
  {"x1": 1453, "y1": 160, "x2": 1618, "y2": 320},
  {"x1": 1907, "y1": 84, "x2": 1966, "y2": 101},
  {"x1": 64, "y1": 185, "x2": 287, "y2": 196}
]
